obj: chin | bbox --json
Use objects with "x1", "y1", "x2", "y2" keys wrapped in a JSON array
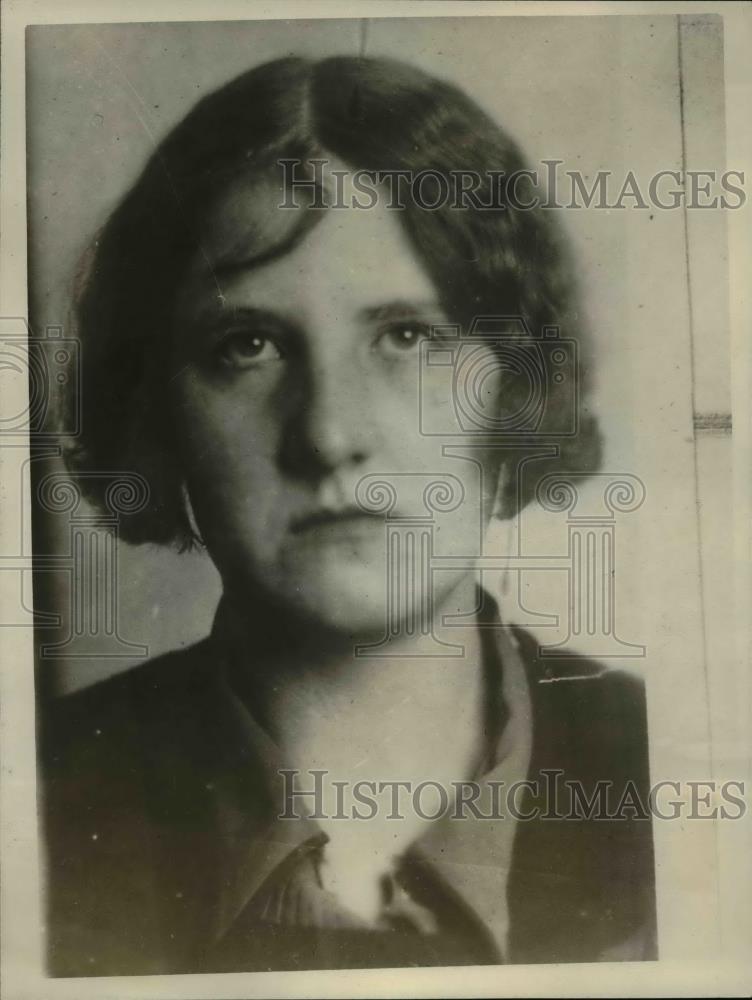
[
  {"x1": 224, "y1": 539, "x2": 439, "y2": 639},
  {"x1": 285, "y1": 563, "x2": 395, "y2": 638}
]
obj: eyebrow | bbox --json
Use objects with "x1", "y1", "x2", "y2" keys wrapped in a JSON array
[
  {"x1": 190, "y1": 297, "x2": 446, "y2": 331},
  {"x1": 193, "y1": 304, "x2": 300, "y2": 332},
  {"x1": 358, "y1": 299, "x2": 446, "y2": 323}
]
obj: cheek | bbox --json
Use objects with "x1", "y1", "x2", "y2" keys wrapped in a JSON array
[
  {"x1": 415, "y1": 345, "x2": 505, "y2": 440},
  {"x1": 171, "y1": 377, "x2": 279, "y2": 495}
]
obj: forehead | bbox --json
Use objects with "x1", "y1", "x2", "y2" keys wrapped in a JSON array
[{"x1": 185, "y1": 170, "x2": 438, "y2": 313}]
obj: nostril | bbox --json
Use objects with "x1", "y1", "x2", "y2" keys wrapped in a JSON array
[{"x1": 280, "y1": 416, "x2": 369, "y2": 482}]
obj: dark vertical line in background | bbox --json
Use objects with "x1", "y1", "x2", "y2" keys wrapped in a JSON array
[
  {"x1": 678, "y1": 15, "x2": 712, "y2": 736},
  {"x1": 677, "y1": 12, "x2": 722, "y2": 926},
  {"x1": 359, "y1": 18, "x2": 370, "y2": 57}
]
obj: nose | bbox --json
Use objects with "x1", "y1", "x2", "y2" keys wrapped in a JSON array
[{"x1": 281, "y1": 358, "x2": 370, "y2": 481}]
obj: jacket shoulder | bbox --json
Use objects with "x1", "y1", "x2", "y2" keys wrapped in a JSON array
[
  {"x1": 40, "y1": 641, "x2": 219, "y2": 976},
  {"x1": 507, "y1": 626, "x2": 655, "y2": 964},
  {"x1": 42, "y1": 641, "x2": 212, "y2": 760},
  {"x1": 511, "y1": 624, "x2": 649, "y2": 761}
]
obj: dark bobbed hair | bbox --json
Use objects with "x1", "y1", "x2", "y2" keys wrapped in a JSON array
[{"x1": 65, "y1": 55, "x2": 601, "y2": 549}]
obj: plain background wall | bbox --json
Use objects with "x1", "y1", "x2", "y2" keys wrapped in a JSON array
[{"x1": 22, "y1": 11, "x2": 738, "y2": 962}]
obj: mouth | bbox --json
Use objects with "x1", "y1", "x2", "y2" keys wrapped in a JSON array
[{"x1": 290, "y1": 507, "x2": 386, "y2": 541}]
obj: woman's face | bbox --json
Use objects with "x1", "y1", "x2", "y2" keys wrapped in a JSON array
[{"x1": 171, "y1": 171, "x2": 503, "y2": 634}]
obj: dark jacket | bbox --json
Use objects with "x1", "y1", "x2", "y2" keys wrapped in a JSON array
[{"x1": 40, "y1": 625, "x2": 656, "y2": 976}]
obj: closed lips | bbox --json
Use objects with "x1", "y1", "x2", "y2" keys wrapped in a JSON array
[{"x1": 290, "y1": 508, "x2": 384, "y2": 534}]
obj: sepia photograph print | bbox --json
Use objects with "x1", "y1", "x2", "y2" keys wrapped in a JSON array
[{"x1": 1, "y1": 1, "x2": 751, "y2": 997}]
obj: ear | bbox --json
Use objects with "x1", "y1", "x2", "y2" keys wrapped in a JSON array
[
  {"x1": 490, "y1": 459, "x2": 512, "y2": 521},
  {"x1": 180, "y1": 481, "x2": 206, "y2": 551}
]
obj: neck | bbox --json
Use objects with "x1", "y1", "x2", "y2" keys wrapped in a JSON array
[
  {"x1": 219, "y1": 573, "x2": 493, "y2": 905},
  {"x1": 219, "y1": 572, "x2": 488, "y2": 785}
]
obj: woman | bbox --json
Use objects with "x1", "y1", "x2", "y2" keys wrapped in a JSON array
[{"x1": 43, "y1": 55, "x2": 655, "y2": 975}]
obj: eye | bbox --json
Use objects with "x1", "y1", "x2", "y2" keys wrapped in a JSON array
[
  {"x1": 376, "y1": 321, "x2": 432, "y2": 356},
  {"x1": 214, "y1": 330, "x2": 283, "y2": 370}
]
